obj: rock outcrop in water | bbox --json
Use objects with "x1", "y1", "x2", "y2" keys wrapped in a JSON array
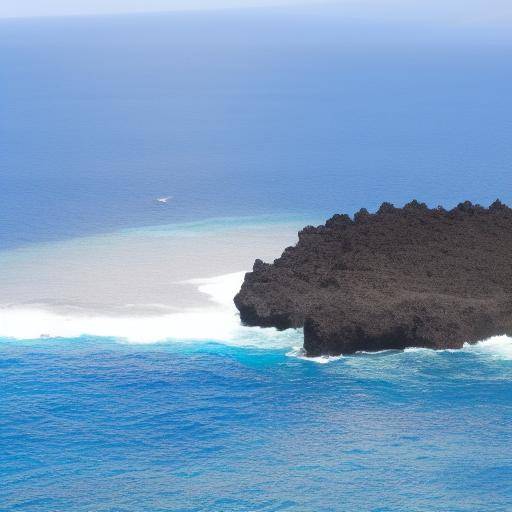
[{"x1": 234, "y1": 200, "x2": 512, "y2": 356}]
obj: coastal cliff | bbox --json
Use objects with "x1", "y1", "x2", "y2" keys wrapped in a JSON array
[{"x1": 234, "y1": 200, "x2": 512, "y2": 356}]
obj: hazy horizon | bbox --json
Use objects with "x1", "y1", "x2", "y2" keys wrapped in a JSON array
[{"x1": 2, "y1": 0, "x2": 512, "y2": 27}]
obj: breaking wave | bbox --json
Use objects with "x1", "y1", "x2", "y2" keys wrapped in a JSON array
[
  {"x1": 0, "y1": 271, "x2": 302, "y2": 350},
  {"x1": 402, "y1": 336, "x2": 512, "y2": 360},
  {"x1": 462, "y1": 335, "x2": 512, "y2": 360}
]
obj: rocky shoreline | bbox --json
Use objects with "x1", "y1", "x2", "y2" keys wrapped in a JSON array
[{"x1": 234, "y1": 200, "x2": 512, "y2": 356}]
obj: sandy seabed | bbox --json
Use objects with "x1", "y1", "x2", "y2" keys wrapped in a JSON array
[{"x1": 0, "y1": 218, "x2": 305, "y2": 344}]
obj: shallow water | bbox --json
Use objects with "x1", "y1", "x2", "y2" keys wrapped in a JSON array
[{"x1": 0, "y1": 216, "x2": 307, "y2": 316}]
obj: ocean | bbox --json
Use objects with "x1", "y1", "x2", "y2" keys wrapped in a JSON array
[{"x1": 1, "y1": 7, "x2": 511, "y2": 511}]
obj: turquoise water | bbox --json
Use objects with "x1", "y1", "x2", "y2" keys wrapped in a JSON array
[
  {"x1": 1, "y1": 7, "x2": 512, "y2": 511},
  {"x1": 1, "y1": 337, "x2": 511, "y2": 511}
]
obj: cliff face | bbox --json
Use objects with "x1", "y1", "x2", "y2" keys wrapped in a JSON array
[{"x1": 234, "y1": 200, "x2": 512, "y2": 356}]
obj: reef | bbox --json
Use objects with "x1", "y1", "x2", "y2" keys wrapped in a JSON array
[{"x1": 234, "y1": 200, "x2": 512, "y2": 356}]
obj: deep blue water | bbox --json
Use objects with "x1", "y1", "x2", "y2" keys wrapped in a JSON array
[
  {"x1": 1, "y1": 338, "x2": 511, "y2": 511},
  {"x1": 1, "y1": 8, "x2": 512, "y2": 511},
  {"x1": 1, "y1": 9, "x2": 512, "y2": 248}
]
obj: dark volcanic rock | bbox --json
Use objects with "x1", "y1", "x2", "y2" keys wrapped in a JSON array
[{"x1": 234, "y1": 200, "x2": 512, "y2": 356}]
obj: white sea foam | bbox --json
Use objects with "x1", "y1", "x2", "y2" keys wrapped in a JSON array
[
  {"x1": 286, "y1": 346, "x2": 344, "y2": 363},
  {"x1": 462, "y1": 335, "x2": 512, "y2": 360},
  {"x1": 0, "y1": 270, "x2": 302, "y2": 349},
  {"x1": 288, "y1": 336, "x2": 512, "y2": 364},
  {"x1": 402, "y1": 346, "x2": 438, "y2": 355},
  {"x1": 401, "y1": 337, "x2": 512, "y2": 361}
]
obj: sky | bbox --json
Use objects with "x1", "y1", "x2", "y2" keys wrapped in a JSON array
[
  {"x1": 1, "y1": 0, "x2": 512, "y2": 25},
  {"x1": 0, "y1": 0, "x2": 320, "y2": 18}
]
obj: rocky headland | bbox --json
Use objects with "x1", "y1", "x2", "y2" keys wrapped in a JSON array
[{"x1": 234, "y1": 200, "x2": 512, "y2": 356}]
